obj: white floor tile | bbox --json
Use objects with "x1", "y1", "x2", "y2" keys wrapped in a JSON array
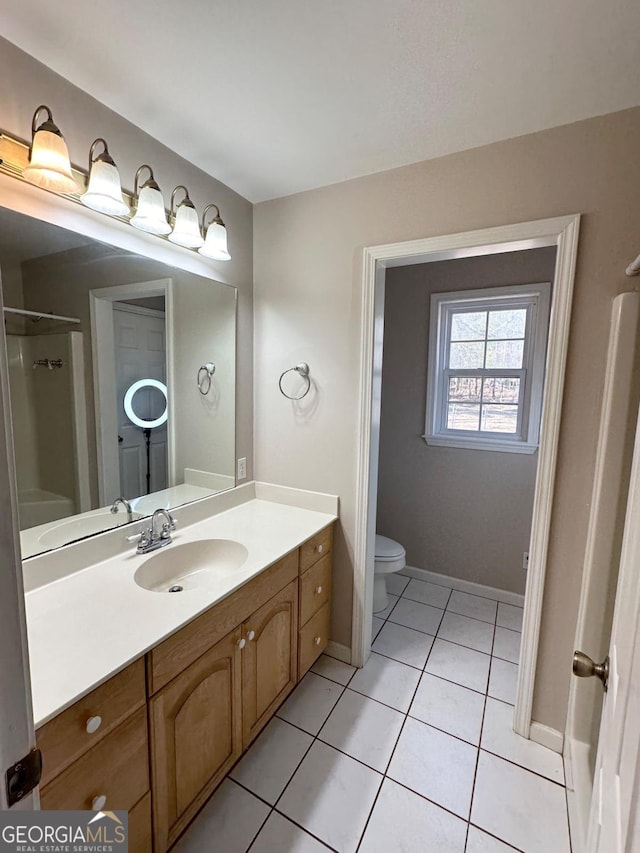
[
  {"x1": 386, "y1": 572, "x2": 411, "y2": 596},
  {"x1": 425, "y1": 639, "x2": 490, "y2": 694},
  {"x1": 319, "y1": 688, "x2": 405, "y2": 772},
  {"x1": 388, "y1": 597, "x2": 444, "y2": 635},
  {"x1": 402, "y1": 578, "x2": 451, "y2": 609},
  {"x1": 447, "y1": 591, "x2": 497, "y2": 624},
  {"x1": 359, "y1": 778, "x2": 467, "y2": 853},
  {"x1": 496, "y1": 602, "x2": 523, "y2": 632},
  {"x1": 311, "y1": 654, "x2": 356, "y2": 685},
  {"x1": 437, "y1": 611, "x2": 494, "y2": 654},
  {"x1": 349, "y1": 652, "x2": 421, "y2": 712},
  {"x1": 372, "y1": 621, "x2": 434, "y2": 669},
  {"x1": 374, "y1": 593, "x2": 399, "y2": 618},
  {"x1": 492, "y1": 627, "x2": 521, "y2": 664},
  {"x1": 488, "y1": 658, "x2": 518, "y2": 705},
  {"x1": 172, "y1": 779, "x2": 269, "y2": 853},
  {"x1": 230, "y1": 717, "x2": 313, "y2": 804},
  {"x1": 471, "y1": 751, "x2": 571, "y2": 853},
  {"x1": 387, "y1": 717, "x2": 477, "y2": 818},
  {"x1": 466, "y1": 825, "x2": 518, "y2": 852},
  {"x1": 371, "y1": 615, "x2": 385, "y2": 640},
  {"x1": 277, "y1": 672, "x2": 344, "y2": 734},
  {"x1": 410, "y1": 673, "x2": 485, "y2": 745},
  {"x1": 278, "y1": 741, "x2": 382, "y2": 853},
  {"x1": 250, "y1": 812, "x2": 331, "y2": 853},
  {"x1": 480, "y1": 698, "x2": 564, "y2": 783}
]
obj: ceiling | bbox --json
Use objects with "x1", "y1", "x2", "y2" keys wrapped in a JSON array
[
  {"x1": 2, "y1": 0, "x2": 639, "y2": 202},
  {"x1": 0, "y1": 208, "x2": 91, "y2": 262}
]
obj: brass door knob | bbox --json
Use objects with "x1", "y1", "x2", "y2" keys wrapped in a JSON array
[{"x1": 573, "y1": 650, "x2": 609, "y2": 691}]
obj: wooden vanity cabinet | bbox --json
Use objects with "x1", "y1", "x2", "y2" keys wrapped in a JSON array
[{"x1": 298, "y1": 525, "x2": 333, "y2": 678}]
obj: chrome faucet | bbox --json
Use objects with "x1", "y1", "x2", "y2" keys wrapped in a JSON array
[
  {"x1": 130, "y1": 508, "x2": 177, "y2": 555},
  {"x1": 110, "y1": 497, "x2": 133, "y2": 523}
]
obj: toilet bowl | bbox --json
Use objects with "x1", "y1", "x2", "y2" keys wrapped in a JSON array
[{"x1": 374, "y1": 534, "x2": 406, "y2": 613}]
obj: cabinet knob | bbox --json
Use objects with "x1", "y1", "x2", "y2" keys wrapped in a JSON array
[
  {"x1": 91, "y1": 794, "x2": 107, "y2": 811},
  {"x1": 237, "y1": 638, "x2": 246, "y2": 649},
  {"x1": 316, "y1": 544, "x2": 324, "y2": 554},
  {"x1": 315, "y1": 585, "x2": 323, "y2": 595},
  {"x1": 247, "y1": 630, "x2": 256, "y2": 641},
  {"x1": 314, "y1": 636, "x2": 322, "y2": 645},
  {"x1": 86, "y1": 716, "x2": 102, "y2": 734}
]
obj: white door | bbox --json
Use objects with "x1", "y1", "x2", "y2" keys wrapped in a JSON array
[
  {"x1": 114, "y1": 306, "x2": 168, "y2": 499},
  {"x1": 585, "y1": 403, "x2": 640, "y2": 852}
]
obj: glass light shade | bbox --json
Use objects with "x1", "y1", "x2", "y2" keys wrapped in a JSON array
[
  {"x1": 199, "y1": 220, "x2": 231, "y2": 260},
  {"x1": 81, "y1": 159, "x2": 129, "y2": 216},
  {"x1": 23, "y1": 129, "x2": 79, "y2": 194},
  {"x1": 169, "y1": 203, "x2": 204, "y2": 248},
  {"x1": 130, "y1": 184, "x2": 171, "y2": 235}
]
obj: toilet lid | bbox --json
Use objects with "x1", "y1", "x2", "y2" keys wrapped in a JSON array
[{"x1": 375, "y1": 534, "x2": 405, "y2": 561}]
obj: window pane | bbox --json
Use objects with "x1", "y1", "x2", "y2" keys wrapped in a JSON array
[
  {"x1": 449, "y1": 341, "x2": 485, "y2": 369},
  {"x1": 482, "y1": 377, "x2": 520, "y2": 404},
  {"x1": 451, "y1": 311, "x2": 487, "y2": 341},
  {"x1": 487, "y1": 309, "x2": 527, "y2": 339},
  {"x1": 447, "y1": 403, "x2": 480, "y2": 431},
  {"x1": 481, "y1": 404, "x2": 519, "y2": 433},
  {"x1": 486, "y1": 339, "x2": 524, "y2": 369},
  {"x1": 448, "y1": 376, "x2": 482, "y2": 402}
]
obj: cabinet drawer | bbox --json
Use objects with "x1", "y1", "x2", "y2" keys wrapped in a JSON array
[
  {"x1": 299, "y1": 553, "x2": 332, "y2": 626},
  {"x1": 39, "y1": 706, "x2": 149, "y2": 812},
  {"x1": 299, "y1": 525, "x2": 333, "y2": 574},
  {"x1": 298, "y1": 602, "x2": 330, "y2": 679},
  {"x1": 37, "y1": 658, "x2": 146, "y2": 786},
  {"x1": 129, "y1": 792, "x2": 152, "y2": 853}
]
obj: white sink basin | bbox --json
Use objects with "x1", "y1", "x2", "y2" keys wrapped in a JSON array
[
  {"x1": 38, "y1": 510, "x2": 143, "y2": 550},
  {"x1": 134, "y1": 539, "x2": 249, "y2": 593}
]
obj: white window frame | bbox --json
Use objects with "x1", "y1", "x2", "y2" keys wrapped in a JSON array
[{"x1": 424, "y1": 283, "x2": 551, "y2": 454}]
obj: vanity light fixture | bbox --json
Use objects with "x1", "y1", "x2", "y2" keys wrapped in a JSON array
[
  {"x1": 81, "y1": 138, "x2": 129, "y2": 217},
  {"x1": 168, "y1": 185, "x2": 204, "y2": 249},
  {"x1": 22, "y1": 105, "x2": 79, "y2": 194},
  {"x1": 199, "y1": 204, "x2": 231, "y2": 261},
  {"x1": 130, "y1": 165, "x2": 171, "y2": 235}
]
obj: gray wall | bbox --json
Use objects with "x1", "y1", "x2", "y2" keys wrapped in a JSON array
[
  {"x1": 0, "y1": 36, "x2": 254, "y2": 479},
  {"x1": 377, "y1": 248, "x2": 557, "y2": 594}
]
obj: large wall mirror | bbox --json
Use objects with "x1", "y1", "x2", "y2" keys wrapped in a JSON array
[{"x1": 0, "y1": 206, "x2": 236, "y2": 559}]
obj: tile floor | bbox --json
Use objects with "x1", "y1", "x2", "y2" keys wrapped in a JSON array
[{"x1": 173, "y1": 575, "x2": 572, "y2": 853}]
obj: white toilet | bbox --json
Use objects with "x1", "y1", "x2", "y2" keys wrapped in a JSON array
[{"x1": 374, "y1": 534, "x2": 406, "y2": 613}]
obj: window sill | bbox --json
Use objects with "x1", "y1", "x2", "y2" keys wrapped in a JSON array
[{"x1": 422, "y1": 434, "x2": 538, "y2": 455}]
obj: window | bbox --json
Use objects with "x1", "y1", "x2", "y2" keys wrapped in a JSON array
[{"x1": 425, "y1": 283, "x2": 551, "y2": 453}]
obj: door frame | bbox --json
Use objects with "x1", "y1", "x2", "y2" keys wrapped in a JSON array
[
  {"x1": 352, "y1": 214, "x2": 581, "y2": 740},
  {"x1": 90, "y1": 279, "x2": 174, "y2": 506}
]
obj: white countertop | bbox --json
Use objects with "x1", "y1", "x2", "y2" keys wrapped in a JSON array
[{"x1": 25, "y1": 485, "x2": 338, "y2": 728}]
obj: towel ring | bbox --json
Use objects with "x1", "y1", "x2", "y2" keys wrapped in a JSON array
[
  {"x1": 279, "y1": 362, "x2": 311, "y2": 400},
  {"x1": 197, "y1": 362, "x2": 216, "y2": 395}
]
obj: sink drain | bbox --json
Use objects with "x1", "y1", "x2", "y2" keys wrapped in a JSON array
[{"x1": 168, "y1": 585, "x2": 184, "y2": 593}]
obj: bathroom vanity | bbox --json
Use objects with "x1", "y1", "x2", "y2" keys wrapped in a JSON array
[{"x1": 24, "y1": 484, "x2": 338, "y2": 852}]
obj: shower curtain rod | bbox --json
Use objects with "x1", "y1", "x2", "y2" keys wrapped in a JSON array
[{"x1": 3, "y1": 307, "x2": 81, "y2": 324}]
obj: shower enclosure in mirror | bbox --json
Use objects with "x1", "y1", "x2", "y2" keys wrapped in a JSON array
[{"x1": 0, "y1": 206, "x2": 236, "y2": 559}]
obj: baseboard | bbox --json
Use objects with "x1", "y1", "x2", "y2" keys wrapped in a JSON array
[
  {"x1": 325, "y1": 641, "x2": 352, "y2": 665},
  {"x1": 529, "y1": 721, "x2": 564, "y2": 754},
  {"x1": 400, "y1": 565, "x2": 525, "y2": 607}
]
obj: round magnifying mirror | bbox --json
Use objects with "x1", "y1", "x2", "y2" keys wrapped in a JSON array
[{"x1": 123, "y1": 378, "x2": 168, "y2": 429}]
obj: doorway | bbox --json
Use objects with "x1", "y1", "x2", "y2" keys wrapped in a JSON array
[{"x1": 352, "y1": 215, "x2": 581, "y2": 741}]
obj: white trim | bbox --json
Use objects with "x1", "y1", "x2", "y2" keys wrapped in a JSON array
[
  {"x1": 112, "y1": 303, "x2": 166, "y2": 320},
  {"x1": 400, "y1": 565, "x2": 525, "y2": 607},
  {"x1": 353, "y1": 215, "x2": 581, "y2": 737},
  {"x1": 530, "y1": 721, "x2": 564, "y2": 754},
  {"x1": 325, "y1": 641, "x2": 353, "y2": 665},
  {"x1": 90, "y1": 279, "x2": 173, "y2": 505},
  {"x1": 565, "y1": 735, "x2": 592, "y2": 853},
  {"x1": 68, "y1": 331, "x2": 91, "y2": 513},
  {"x1": 422, "y1": 435, "x2": 539, "y2": 454}
]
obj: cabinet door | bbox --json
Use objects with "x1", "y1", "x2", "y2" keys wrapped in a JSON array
[
  {"x1": 242, "y1": 579, "x2": 298, "y2": 747},
  {"x1": 150, "y1": 628, "x2": 242, "y2": 853}
]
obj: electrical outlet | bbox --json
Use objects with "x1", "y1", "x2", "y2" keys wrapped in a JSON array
[
  {"x1": 237, "y1": 457, "x2": 247, "y2": 481},
  {"x1": 523, "y1": 551, "x2": 529, "y2": 571}
]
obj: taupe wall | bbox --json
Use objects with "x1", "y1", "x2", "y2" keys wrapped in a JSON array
[
  {"x1": 377, "y1": 249, "x2": 557, "y2": 594},
  {"x1": 0, "y1": 36, "x2": 254, "y2": 479},
  {"x1": 254, "y1": 106, "x2": 640, "y2": 733}
]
